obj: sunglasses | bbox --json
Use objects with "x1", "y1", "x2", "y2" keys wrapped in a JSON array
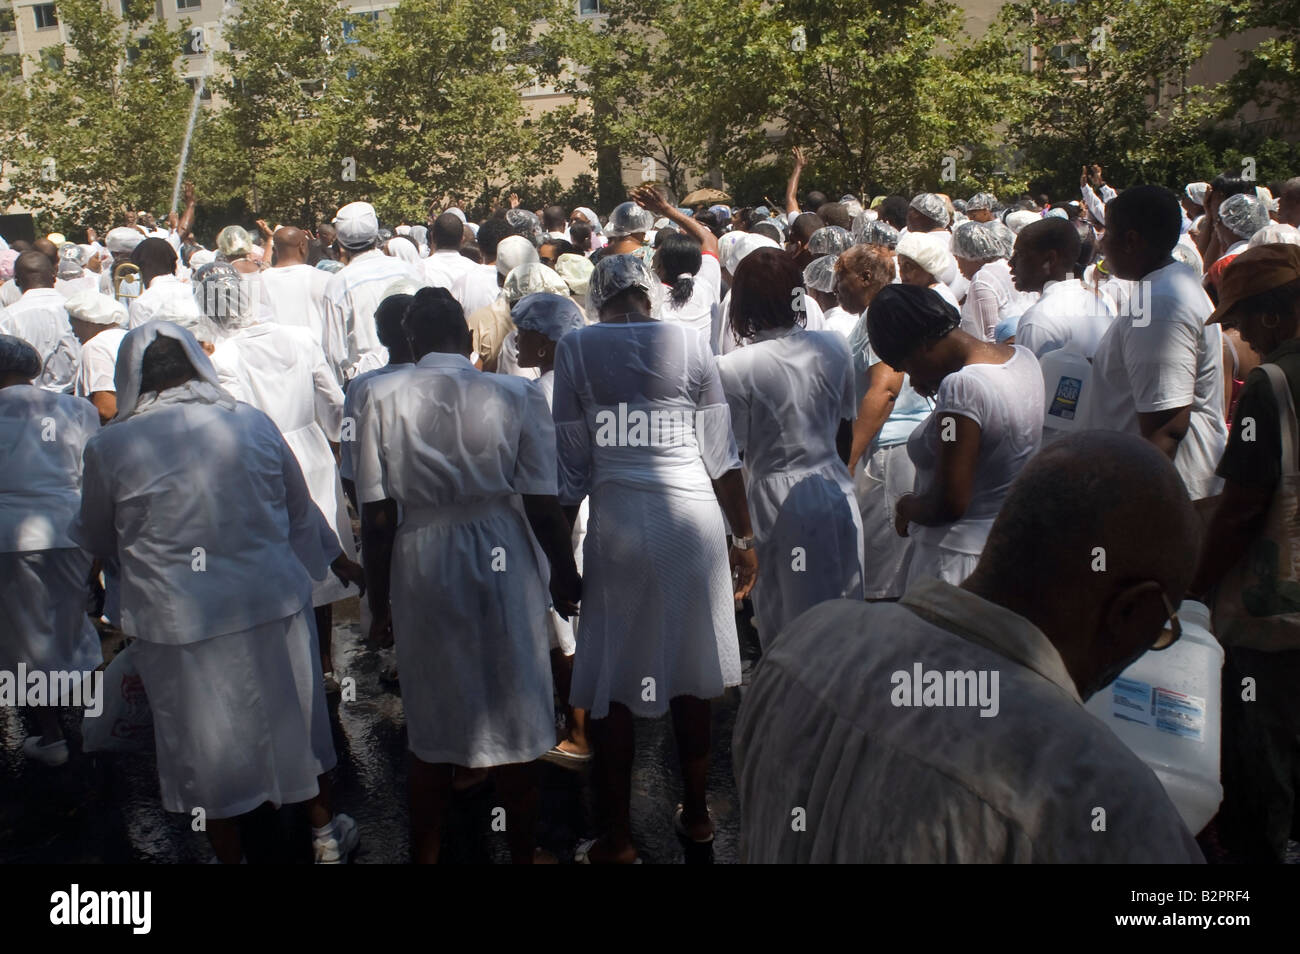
[{"x1": 1150, "y1": 589, "x2": 1182, "y2": 651}]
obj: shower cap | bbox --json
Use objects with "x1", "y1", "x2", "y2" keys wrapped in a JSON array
[
  {"x1": 382, "y1": 277, "x2": 424, "y2": 299},
  {"x1": 1004, "y1": 210, "x2": 1040, "y2": 234},
  {"x1": 966, "y1": 192, "x2": 998, "y2": 212},
  {"x1": 188, "y1": 249, "x2": 216, "y2": 269},
  {"x1": 511, "y1": 292, "x2": 585, "y2": 341},
  {"x1": 409, "y1": 224, "x2": 429, "y2": 248},
  {"x1": 495, "y1": 234, "x2": 539, "y2": 277},
  {"x1": 950, "y1": 220, "x2": 1006, "y2": 262},
  {"x1": 803, "y1": 255, "x2": 838, "y2": 293},
  {"x1": 505, "y1": 208, "x2": 545, "y2": 247},
  {"x1": 1218, "y1": 193, "x2": 1271, "y2": 240},
  {"x1": 1247, "y1": 223, "x2": 1300, "y2": 248},
  {"x1": 722, "y1": 233, "x2": 779, "y2": 275},
  {"x1": 851, "y1": 213, "x2": 899, "y2": 249},
  {"x1": 193, "y1": 261, "x2": 258, "y2": 332},
  {"x1": 503, "y1": 262, "x2": 569, "y2": 304},
  {"x1": 808, "y1": 226, "x2": 852, "y2": 257},
  {"x1": 0, "y1": 333, "x2": 41, "y2": 378},
  {"x1": 65, "y1": 289, "x2": 127, "y2": 326},
  {"x1": 604, "y1": 201, "x2": 655, "y2": 239},
  {"x1": 896, "y1": 231, "x2": 957, "y2": 284},
  {"x1": 982, "y1": 220, "x2": 1016, "y2": 260},
  {"x1": 57, "y1": 242, "x2": 86, "y2": 279},
  {"x1": 555, "y1": 252, "x2": 594, "y2": 299},
  {"x1": 909, "y1": 193, "x2": 951, "y2": 228},
  {"x1": 216, "y1": 225, "x2": 254, "y2": 259},
  {"x1": 1184, "y1": 182, "x2": 1209, "y2": 207},
  {"x1": 587, "y1": 253, "x2": 663, "y2": 316}
]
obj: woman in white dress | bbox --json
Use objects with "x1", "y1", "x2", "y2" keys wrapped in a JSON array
[
  {"x1": 865, "y1": 285, "x2": 1044, "y2": 585},
  {"x1": 717, "y1": 248, "x2": 863, "y2": 646},
  {"x1": 553, "y1": 255, "x2": 757, "y2": 862},
  {"x1": 199, "y1": 263, "x2": 358, "y2": 693},
  {"x1": 512, "y1": 292, "x2": 592, "y2": 766},
  {"x1": 0, "y1": 335, "x2": 102, "y2": 765},
  {"x1": 71, "y1": 321, "x2": 365, "y2": 863},
  {"x1": 353, "y1": 287, "x2": 581, "y2": 863},
  {"x1": 653, "y1": 231, "x2": 717, "y2": 342}
]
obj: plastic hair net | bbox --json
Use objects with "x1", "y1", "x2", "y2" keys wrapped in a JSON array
[
  {"x1": 1248, "y1": 223, "x2": 1300, "y2": 248},
  {"x1": 950, "y1": 220, "x2": 1006, "y2": 262},
  {"x1": 982, "y1": 220, "x2": 1016, "y2": 260},
  {"x1": 604, "y1": 201, "x2": 655, "y2": 238},
  {"x1": 966, "y1": 193, "x2": 997, "y2": 212},
  {"x1": 851, "y1": 213, "x2": 899, "y2": 249},
  {"x1": 555, "y1": 252, "x2": 594, "y2": 298},
  {"x1": 896, "y1": 231, "x2": 957, "y2": 284},
  {"x1": 0, "y1": 333, "x2": 41, "y2": 378},
  {"x1": 587, "y1": 253, "x2": 664, "y2": 316},
  {"x1": 503, "y1": 263, "x2": 569, "y2": 305},
  {"x1": 1004, "y1": 210, "x2": 1040, "y2": 234},
  {"x1": 316, "y1": 259, "x2": 344, "y2": 274},
  {"x1": 722, "y1": 233, "x2": 780, "y2": 275},
  {"x1": 1218, "y1": 193, "x2": 1272, "y2": 240},
  {"x1": 511, "y1": 292, "x2": 585, "y2": 341},
  {"x1": 65, "y1": 290, "x2": 127, "y2": 326},
  {"x1": 495, "y1": 235, "x2": 540, "y2": 277},
  {"x1": 808, "y1": 226, "x2": 853, "y2": 257},
  {"x1": 57, "y1": 242, "x2": 86, "y2": 279},
  {"x1": 803, "y1": 255, "x2": 838, "y2": 293},
  {"x1": 753, "y1": 219, "x2": 786, "y2": 245},
  {"x1": 216, "y1": 225, "x2": 254, "y2": 259},
  {"x1": 1185, "y1": 182, "x2": 1209, "y2": 206},
  {"x1": 193, "y1": 261, "x2": 258, "y2": 332},
  {"x1": 505, "y1": 208, "x2": 545, "y2": 248},
  {"x1": 909, "y1": 193, "x2": 951, "y2": 228}
]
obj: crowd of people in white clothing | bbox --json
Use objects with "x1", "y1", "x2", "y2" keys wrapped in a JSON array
[{"x1": 4, "y1": 155, "x2": 1300, "y2": 864}]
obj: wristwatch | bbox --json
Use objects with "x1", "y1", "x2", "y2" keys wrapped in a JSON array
[{"x1": 732, "y1": 535, "x2": 756, "y2": 551}]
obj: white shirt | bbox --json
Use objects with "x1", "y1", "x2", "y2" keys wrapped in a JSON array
[
  {"x1": 74, "y1": 326, "x2": 127, "y2": 397},
  {"x1": 959, "y1": 259, "x2": 1037, "y2": 342},
  {"x1": 1014, "y1": 278, "x2": 1113, "y2": 360},
  {"x1": 423, "y1": 249, "x2": 475, "y2": 291},
  {"x1": 451, "y1": 262, "x2": 501, "y2": 318},
  {"x1": 55, "y1": 272, "x2": 100, "y2": 299},
  {"x1": 260, "y1": 263, "x2": 333, "y2": 365},
  {"x1": 821, "y1": 304, "x2": 858, "y2": 339},
  {"x1": 0, "y1": 385, "x2": 100, "y2": 552},
  {"x1": 71, "y1": 391, "x2": 340, "y2": 645},
  {"x1": 0, "y1": 287, "x2": 80, "y2": 392},
  {"x1": 734, "y1": 578, "x2": 1203, "y2": 863},
  {"x1": 660, "y1": 278, "x2": 719, "y2": 342},
  {"x1": 323, "y1": 249, "x2": 426, "y2": 380},
  {"x1": 0, "y1": 279, "x2": 20, "y2": 308},
  {"x1": 127, "y1": 273, "x2": 201, "y2": 329},
  {"x1": 1077, "y1": 261, "x2": 1227, "y2": 500}
]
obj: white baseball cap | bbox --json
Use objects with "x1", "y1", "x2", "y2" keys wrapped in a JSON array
[
  {"x1": 105, "y1": 227, "x2": 145, "y2": 254},
  {"x1": 333, "y1": 201, "x2": 380, "y2": 249}
]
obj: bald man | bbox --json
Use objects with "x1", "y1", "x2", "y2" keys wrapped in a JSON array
[
  {"x1": 261, "y1": 227, "x2": 335, "y2": 372},
  {"x1": 128, "y1": 238, "x2": 202, "y2": 329},
  {"x1": 1276, "y1": 177, "x2": 1300, "y2": 228},
  {"x1": 1009, "y1": 218, "x2": 1113, "y2": 360},
  {"x1": 735, "y1": 430, "x2": 1204, "y2": 863},
  {"x1": 0, "y1": 251, "x2": 80, "y2": 391},
  {"x1": 0, "y1": 238, "x2": 58, "y2": 308}
]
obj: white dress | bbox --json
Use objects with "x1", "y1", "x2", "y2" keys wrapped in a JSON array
[
  {"x1": 716, "y1": 325, "x2": 863, "y2": 644},
  {"x1": 260, "y1": 264, "x2": 334, "y2": 368},
  {"x1": 538, "y1": 369, "x2": 586, "y2": 656},
  {"x1": 553, "y1": 321, "x2": 743, "y2": 718},
  {"x1": 352, "y1": 352, "x2": 558, "y2": 767},
  {"x1": 0, "y1": 386, "x2": 102, "y2": 677},
  {"x1": 210, "y1": 321, "x2": 357, "y2": 606}
]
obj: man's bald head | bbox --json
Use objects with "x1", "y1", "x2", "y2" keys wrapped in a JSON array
[
  {"x1": 273, "y1": 227, "x2": 309, "y2": 265},
  {"x1": 432, "y1": 212, "x2": 464, "y2": 250},
  {"x1": 32, "y1": 238, "x2": 59, "y2": 265},
  {"x1": 790, "y1": 212, "x2": 824, "y2": 245},
  {"x1": 963, "y1": 431, "x2": 1199, "y2": 700},
  {"x1": 1277, "y1": 176, "x2": 1300, "y2": 227},
  {"x1": 14, "y1": 250, "x2": 56, "y2": 291}
]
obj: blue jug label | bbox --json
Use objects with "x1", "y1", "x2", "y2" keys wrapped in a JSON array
[
  {"x1": 1048, "y1": 375, "x2": 1082, "y2": 420},
  {"x1": 1107, "y1": 676, "x2": 1205, "y2": 742}
]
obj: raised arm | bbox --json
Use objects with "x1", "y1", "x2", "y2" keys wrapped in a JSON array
[
  {"x1": 785, "y1": 147, "x2": 807, "y2": 220},
  {"x1": 630, "y1": 185, "x2": 718, "y2": 260}
]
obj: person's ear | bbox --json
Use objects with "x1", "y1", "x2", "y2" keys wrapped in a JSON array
[{"x1": 1102, "y1": 579, "x2": 1165, "y2": 664}]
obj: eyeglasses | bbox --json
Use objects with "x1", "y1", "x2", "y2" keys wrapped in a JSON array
[{"x1": 1151, "y1": 589, "x2": 1182, "y2": 651}]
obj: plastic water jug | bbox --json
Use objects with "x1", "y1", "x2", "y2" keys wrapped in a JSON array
[
  {"x1": 1040, "y1": 346, "x2": 1091, "y2": 438},
  {"x1": 1084, "y1": 600, "x2": 1224, "y2": 834}
]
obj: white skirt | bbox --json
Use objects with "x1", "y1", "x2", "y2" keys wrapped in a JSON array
[
  {"x1": 571, "y1": 482, "x2": 741, "y2": 719},
  {"x1": 390, "y1": 497, "x2": 555, "y2": 767},
  {"x1": 131, "y1": 606, "x2": 335, "y2": 819},
  {"x1": 748, "y1": 466, "x2": 863, "y2": 647},
  {"x1": 904, "y1": 541, "x2": 981, "y2": 588},
  {"x1": 0, "y1": 548, "x2": 102, "y2": 676},
  {"x1": 284, "y1": 424, "x2": 358, "y2": 607},
  {"x1": 855, "y1": 443, "x2": 918, "y2": 599}
]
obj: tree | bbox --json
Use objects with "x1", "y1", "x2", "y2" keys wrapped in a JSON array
[
  {"x1": 1221, "y1": 0, "x2": 1300, "y2": 130},
  {"x1": 0, "y1": 0, "x2": 193, "y2": 232}
]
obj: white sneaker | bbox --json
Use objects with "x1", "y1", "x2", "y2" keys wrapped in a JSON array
[
  {"x1": 22, "y1": 736, "x2": 69, "y2": 766},
  {"x1": 313, "y1": 813, "x2": 359, "y2": 863}
]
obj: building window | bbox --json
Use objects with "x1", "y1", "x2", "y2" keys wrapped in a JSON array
[
  {"x1": 34, "y1": 4, "x2": 58, "y2": 29},
  {"x1": 578, "y1": 0, "x2": 601, "y2": 14},
  {"x1": 177, "y1": 0, "x2": 201, "y2": 9},
  {"x1": 182, "y1": 27, "x2": 205, "y2": 56},
  {"x1": 41, "y1": 47, "x2": 65, "y2": 71},
  {"x1": 0, "y1": 8, "x2": 15, "y2": 32}
]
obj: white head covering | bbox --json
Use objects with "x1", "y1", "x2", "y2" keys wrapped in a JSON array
[
  {"x1": 909, "y1": 193, "x2": 951, "y2": 228},
  {"x1": 555, "y1": 252, "x2": 594, "y2": 299},
  {"x1": 193, "y1": 262, "x2": 260, "y2": 334},
  {"x1": 217, "y1": 225, "x2": 254, "y2": 259},
  {"x1": 65, "y1": 289, "x2": 127, "y2": 326},
  {"x1": 1219, "y1": 193, "x2": 1271, "y2": 239},
  {"x1": 105, "y1": 227, "x2": 146, "y2": 254},
  {"x1": 113, "y1": 321, "x2": 236, "y2": 421},
  {"x1": 852, "y1": 214, "x2": 899, "y2": 249},
  {"x1": 334, "y1": 201, "x2": 380, "y2": 249},
  {"x1": 1044, "y1": 207, "x2": 1069, "y2": 220},
  {"x1": 1185, "y1": 182, "x2": 1209, "y2": 207},
  {"x1": 896, "y1": 231, "x2": 958, "y2": 284},
  {"x1": 605, "y1": 202, "x2": 655, "y2": 239},
  {"x1": 446, "y1": 207, "x2": 467, "y2": 223},
  {"x1": 803, "y1": 255, "x2": 838, "y2": 293},
  {"x1": 511, "y1": 292, "x2": 585, "y2": 341},
  {"x1": 723, "y1": 233, "x2": 780, "y2": 275},
  {"x1": 572, "y1": 207, "x2": 603, "y2": 233},
  {"x1": 386, "y1": 235, "x2": 420, "y2": 263},
  {"x1": 495, "y1": 235, "x2": 539, "y2": 277},
  {"x1": 588, "y1": 253, "x2": 664, "y2": 316},
  {"x1": 966, "y1": 192, "x2": 998, "y2": 212},
  {"x1": 1247, "y1": 223, "x2": 1300, "y2": 248},
  {"x1": 188, "y1": 249, "x2": 216, "y2": 269},
  {"x1": 808, "y1": 226, "x2": 853, "y2": 257},
  {"x1": 503, "y1": 262, "x2": 569, "y2": 304},
  {"x1": 57, "y1": 242, "x2": 86, "y2": 279},
  {"x1": 1004, "y1": 210, "x2": 1040, "y2": 234},
  {"x1": 950, "y1": 220, "x2": 1006, "y2": 262}
]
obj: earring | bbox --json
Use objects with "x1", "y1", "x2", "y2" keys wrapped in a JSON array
[{"x1": 537, "y1": 346, "x2": 547, "y2": 358}]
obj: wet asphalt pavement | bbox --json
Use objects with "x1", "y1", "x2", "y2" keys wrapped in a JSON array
[{"x1": 0, "y1": 597, "x2": 762, "y2": 864}]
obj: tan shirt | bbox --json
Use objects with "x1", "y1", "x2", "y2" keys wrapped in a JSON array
[
  {"x1": 734, "y1": 578, "x2": 1204, "y2": 863},
  {"x1": 466, "y1": 296, "x2": 515, "y2": 373}
]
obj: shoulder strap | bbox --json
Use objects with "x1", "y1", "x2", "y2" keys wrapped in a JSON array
[{"x1": 1259, "y1": 363, "x2": 1298, "y2": 477}]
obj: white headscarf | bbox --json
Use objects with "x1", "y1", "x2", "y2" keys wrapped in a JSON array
[
  {"x1": 386, "y1": 236, "x2": 420, "y2": 264},
  {"x1": 113, "y1": 321, "x2": 236, "y2": 422}
]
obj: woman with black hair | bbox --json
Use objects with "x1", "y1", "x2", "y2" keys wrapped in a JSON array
[
  {"x1": 867, "y1": 284, "x2": 1043, "y2": 586},
  {"x1": 653, "y1": 231, "x2": 716, "y2": 341},
  {"x1": 717, "y1": 247, "x2": 862, "y2": 645}
]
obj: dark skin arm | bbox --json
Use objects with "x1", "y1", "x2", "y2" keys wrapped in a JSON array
[
  {"x1": 848, "y1": 364, "x2": 903, "y2": 475},
  {"x1": 360, "y1": 498, "x2": 398, "y2": 647},
  {"x1": 629, "y1": 185, "x2": 718, "y2": 260},
  {"x1": 176, "y1": 181, "x2": 197, "y2": 237},
  {"x1": 895, "y1": 413, "x2": 980, "y2": 534},
  {"x1": 835, "y1": 418, "x2": 852, "y2": 466},
  {"x1": 1138, "y1": 405, "x2": 1193, "y2": 461},
  {"x1": 523, "y1": 493, "x2": 582, "y2": 618},
  {"x1": 89, "y1": 391, "x2": 116, "y2": 424},
  {"x1": 712, "y1": 467, "x2": 758, "y2": 599},
  {"x1": 785, "y1": 147, "x2": 806, "y2": 218},
  {"x1": 1189, "y1": 480, "x2": 1274, "y2": 598}
]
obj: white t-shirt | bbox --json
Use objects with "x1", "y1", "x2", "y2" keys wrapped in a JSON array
[
  {"x1": 260, "y1": 263, "x2": 334, "y2": 365},
  {"x1": 74, "y1": 326, "x2": 127, "y2": 397},
  {"x1": 127, "y1": 274, "x2": 200, "y2": 328},
  {"x1": 821, "y1": 305, "x2": 859, "y2": 340},
  {"x1": 660, "y1": 277, "x2": 719, "y2": 342},
  {"x1": 906, "y1": 345, "x2": 1045, "y2": 554},
  {"x1": 1014, "y1": 279, "x2": 1113, "y2": 360},
  {"x1": 423, "y1": 249, "x2": 475, "y2": 291},
  {"x1": 0, "y1": 287, "x2": 80, "y2": 392},
  {"x1": 451, "y1": 262, "x2": 500, "y2": 318},
  {"x1": 1076, "y1": 261, "x2": 1226, "y2": 500},
  {"x1": 322, "y1": 249, "x2": 425, "y2": 380}
]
